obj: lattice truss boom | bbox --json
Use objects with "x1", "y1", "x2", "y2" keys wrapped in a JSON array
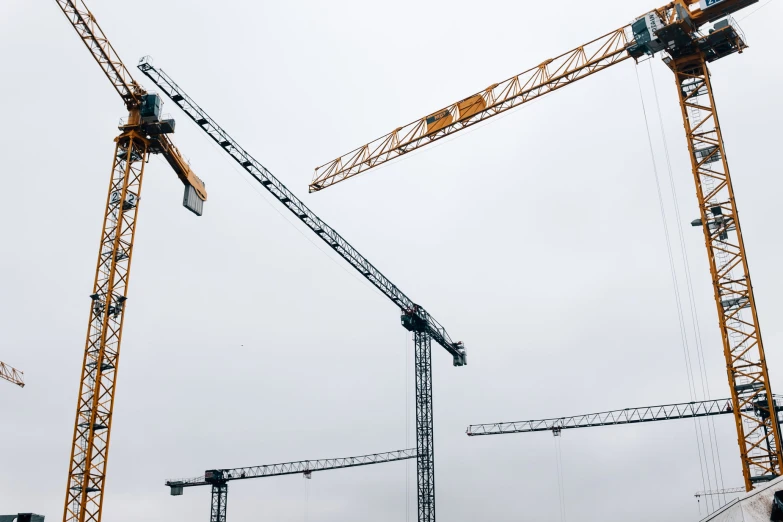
[
  {"x1": 54, "y1": 1, "x2": 143, "y2": 106},
  {"x1": 310, "y1": 28, "x2": 631, "y2": 191},
  {"x1": 167, "y1": 449, "x2": 418, "y2": 488},
  {"x1": 467, "y1": 396, "x2": 783, "y2": 435}
]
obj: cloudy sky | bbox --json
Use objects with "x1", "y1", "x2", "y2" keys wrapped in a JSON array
[{"x1": 2, "y1": 0, "x2": 782, "y2": 520}]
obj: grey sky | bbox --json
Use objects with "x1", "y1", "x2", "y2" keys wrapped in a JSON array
[{"x1": 1, "y1": 0, "x2": 782, "y2": 520}]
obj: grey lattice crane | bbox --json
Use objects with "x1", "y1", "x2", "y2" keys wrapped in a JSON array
[
  {"x1": 167, "y1": 449, "x2": 417, "y2": 522},
  {"x1": 467, "y1": 396, "x2": 783, "y2": 436},
  {"x1": 137, "y1": 59, "x2": 466, "y2": 522}
]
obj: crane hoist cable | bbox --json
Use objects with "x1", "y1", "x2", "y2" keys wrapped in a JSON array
[
  {"x1": 642, "y1": 56, "x2": 729, "y2": 499},
  {"x1": 313, "y1": 0, "x2": 780, "y2": 495},
  {"x1": 634, "y1": 63, "x2": 717, "y2": 503}
]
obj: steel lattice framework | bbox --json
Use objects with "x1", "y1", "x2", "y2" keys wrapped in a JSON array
[
  {"x1": 167, "y1": 449, "x2": 417, "y2": 522},
  {"x1": 63, "y1": 130, "x2": 147, "y2": 522},
  {"x1": 0, "y1": 361, "x2": 25, "y2": 388},
  {"x1": 669, "y1": 50, "x2": 782, "y2": 488},
  {"x1": 310, "y1": 28, "x2": 631, "y2": 192},
  {"x1": 137, "y1": 58, "x2": 465, "y2": 367},
  {"x1": 54, "y1": 1, "x2": 143, "y2": 107},
  {"x1": 138, "y1": 59, "x2": 466, "y2": 521},
  {"x1": 467, "y1": 396, "x2": 783, "y2": 435},
  {"x1": 54, "y1": 3, "x2": 208, "y2": 522},
  {"x1": 414, "y1": 332, "x2": 435, "y2": 521},
  {"x1": 695, "y1": 486, "x2": 746, "y2": 498},
  {"x1": 210, "y1": 484, "x2": 227, "y2": 522}
]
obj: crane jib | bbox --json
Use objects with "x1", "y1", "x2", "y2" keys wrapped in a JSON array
[{"x1": 136, "y1": 58, "x2": 466, "y2": 366}]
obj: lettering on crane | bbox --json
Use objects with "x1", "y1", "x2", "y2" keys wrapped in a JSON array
[{"x1": 701, "y1": 0, "x2": 727, "y2": 8}]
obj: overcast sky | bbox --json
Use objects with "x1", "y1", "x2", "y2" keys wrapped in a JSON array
[{"x1": 2, "y1": 0, "x2": 782, "y2": 521}]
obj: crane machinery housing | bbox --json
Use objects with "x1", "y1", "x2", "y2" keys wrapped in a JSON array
[
  {"x1": 54, "y1": 2, "x2": 207, "y2": 522},
  {"x1": 166, "y1": 449, "x2": 416, "y2": 522},
  {"x1": 137, "y1": 58, "x2": 466, "y2": 522},
  {"x1": 311, "y1": 0, "x2": 778, "y2": 493}
]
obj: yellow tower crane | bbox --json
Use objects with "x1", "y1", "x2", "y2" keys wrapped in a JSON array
[
  {"x1": 311, "y1": 0, "x2": 779, "y2": 492},
  {"x1": 53, "y1": 2, "x2": 207, "y2": 522},
  {"x1": 0, "y1": 361, "x2": 24, "y2": 388}
]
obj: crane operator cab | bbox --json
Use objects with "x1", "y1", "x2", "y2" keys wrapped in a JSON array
[
  {"x1": 122, "y1": 92, "x2": 207, "y2": 216},
  {"x1": 139, "y1": 93, "x2": 175, "y2": 135}
]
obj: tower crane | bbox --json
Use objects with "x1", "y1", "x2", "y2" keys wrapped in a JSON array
[
  {"x1": 0, "y1": 361, "x2": 24, "y2": 388},
  {"x1": 310, "y1": 0, "x2": 778, "y2": 493},
  {"x1": 54, "y1": 2, "x2": 207, "y2": 522},
  {"x1": 137, "y1": 58, "x2": 466, "y2": 522},
  {"x1": 166, "y1": 448, "x2": 416, "y2": 522},
  {"x1": 466, "y1": 395, "x2": 782, "y2": 436}
]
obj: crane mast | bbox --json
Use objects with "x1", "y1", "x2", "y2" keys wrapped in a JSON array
[
  {"x1": 0, "y1": 361, "x2": 24, "y2": 388},
  {"x1": 54, "y1": 3, "x2": 207, "y2": 522},
  {"x1": 669, "y1": 49, "x2": 780, "y2": 488},
  {"x1": 311, "y1": 0, "x2": 776, "y2": 492},
  {"x1": 167, "y1": 449, "x2": 416, "y2": 522},
  {"x1": 137, "y1": 59, "x2": 466, "y2": 522}
]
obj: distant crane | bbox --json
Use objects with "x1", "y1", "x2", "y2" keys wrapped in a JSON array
[
  {"x1": 166, "y1": 449, "x2": 416, "y2": 522},
  {"x1": 467, "y1": 396, "x2": 782, "y2": 436},
  {"x1": 311, "y1": 0, "x2": 778, "y2": 493},
  {"x1": 137, "y1": 58, "x2": 467, "y2": 522},
  {"x1": 54, "y1": 2, "x2": 207, "y2": 522},
  {"x1": 0, "y1": 361, "x2": 24, "y2": 388},
  {"x1": 695, "y1": 486, "x2": 746, "y2": 498}
]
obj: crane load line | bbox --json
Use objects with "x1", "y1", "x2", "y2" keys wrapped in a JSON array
[
  {"x1": 466, "y1": 395, "x2": 783, "y2": 435},
  {"x1": 166, "y1": 448, "x2": 418, "y2": 488}
]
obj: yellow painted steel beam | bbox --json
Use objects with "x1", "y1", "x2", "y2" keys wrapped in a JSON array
[
  {"x1": 53, "y1": 2, "x2": 207, "y2": 522},
  {"x1": 54, "y1": 1, "x2": 145, "y2": 108},
  {"x1": 62, "y1": 129, "x2": 148, "y2": 522},
  {"x1": 0, "y1": 361, "x2": 24, "y2": 388},
  {"x1": 668, "y1": 52, "x2": 782, "y2": 491},
  {"x1": 310, "y1": 27, "x2": 631, "y2": 192}
]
